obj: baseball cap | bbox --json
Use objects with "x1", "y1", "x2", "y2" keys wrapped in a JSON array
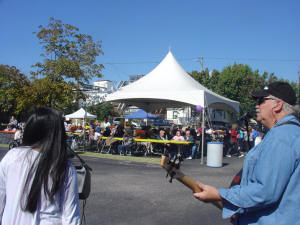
[{"x1": 251, "y1": 81, "x2": 296, "y2": 106}]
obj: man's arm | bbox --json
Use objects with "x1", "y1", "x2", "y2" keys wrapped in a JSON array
[{"x1": 193, "y1": 182, "x2": 222, "y2": 201}]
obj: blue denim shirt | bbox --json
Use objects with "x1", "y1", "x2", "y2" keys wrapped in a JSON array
[{"x1": 219, "y1": 114, "x2": 300, "y2": 225}]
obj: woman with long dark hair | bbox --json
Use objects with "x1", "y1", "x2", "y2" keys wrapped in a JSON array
[{"x1": 0, "y1": 107, "x2": 80, "y2": 224}]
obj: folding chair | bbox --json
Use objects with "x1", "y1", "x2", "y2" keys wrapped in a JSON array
[
  {"x1": 101, "y1": 137, "x2": 119, "y2": 154},
  {"x1": 96, "y1": 139, "x2": 106, "y2": 153}
]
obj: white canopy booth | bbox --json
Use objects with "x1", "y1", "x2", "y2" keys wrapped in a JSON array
[
  {"x1": 65, "y1": 108, "x2": 96, "y2": 127},
  {"x1": 105, "y1": 51, "x2": 240, "y2": 164},
  {"x1": 65, "y1": 108, "x2": 97, "y2": 120}
]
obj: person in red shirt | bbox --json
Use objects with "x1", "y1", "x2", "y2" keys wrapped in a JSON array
[{"x1": 226, "y1": 124, "x2": 238, "y2": 157}]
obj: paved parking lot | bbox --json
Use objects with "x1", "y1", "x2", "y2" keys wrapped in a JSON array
[
  {"x1": 0, "y1": 147, "x2": 244, "y2": 225},
  {"x1": 75, "y1": 153, "x2": 243, "y2": 225}
]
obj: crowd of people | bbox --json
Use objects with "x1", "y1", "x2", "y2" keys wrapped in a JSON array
[
  {"x1": 224, "y1": 124, "x2": 264, "y2": 158},
  {"x1": 62, "y1": 113, "x2": 269, "y2": 161},
  {"x1": 4, "y1": 111, "x2": 265, "y2": 161},
  {"x1": 81, "y1": 121, "x2": 203, "y2": 158}
]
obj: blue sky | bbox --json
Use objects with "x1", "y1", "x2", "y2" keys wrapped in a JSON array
[{"x1": 1, "y1": 0, "x2": 300, "y2": 85}]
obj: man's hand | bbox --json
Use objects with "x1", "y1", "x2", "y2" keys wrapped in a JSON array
[{"x1": 193, "y1": 182, "x2": 222, "y2": 202}]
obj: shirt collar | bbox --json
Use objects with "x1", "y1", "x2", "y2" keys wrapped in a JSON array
[{"x1": 274, "y1": 114, "x2": 297, "y2": 127}]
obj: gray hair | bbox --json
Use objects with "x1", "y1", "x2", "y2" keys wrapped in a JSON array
[{"x1": 272, "y1": 96, "x2": 295, "y2": 114}]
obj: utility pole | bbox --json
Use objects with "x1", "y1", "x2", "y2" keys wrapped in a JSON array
[{"x1": 195, "y1": 56, "x2": 204, "y2": 72}]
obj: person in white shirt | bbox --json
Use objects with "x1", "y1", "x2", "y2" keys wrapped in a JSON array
[
  {"x1": 101, "y1": 118, "x2": 111, "y2": 129},
  {"x1": 0, "y1": 107, "x2": 80, "y2": 224},
  {"x1": 13, "y1": 127, "x2": 23, "y2": 141}
]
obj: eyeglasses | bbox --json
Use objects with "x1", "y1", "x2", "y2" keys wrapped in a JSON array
[{"x1": 256, "y1": 97, "x2": 276, "y2": 105}]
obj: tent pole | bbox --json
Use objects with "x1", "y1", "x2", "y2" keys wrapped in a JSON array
[
  {"x1": 201, "y1": 106, "x2": 205, "y2": 165},
  {"x1": 146, "y1": 103, "x2": 149, "y2": 126},
  {"x1": 83, "y1": 106, "x2": 87, "y2": 152}
]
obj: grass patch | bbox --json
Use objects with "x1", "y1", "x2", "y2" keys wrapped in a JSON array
[
  {"x1": 76, "y1": 151, "x2": 161, "y2": 165},
  {"x1": 0, "y1": 144, "x2": 161, "y2": 165}
]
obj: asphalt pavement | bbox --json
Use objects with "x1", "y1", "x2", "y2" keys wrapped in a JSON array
[{"x1": 0, "y1": 147, "x2": 244, "y2": 225}]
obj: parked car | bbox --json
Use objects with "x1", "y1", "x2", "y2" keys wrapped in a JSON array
[
  {"x1": 131, "y1": 120, "x2": 141, "y2": 128},
  {"x1": 152, "y1": 119, "x2": 172, "y2": 127},
  {"x1": 113, "y1": 117, "x2": 125, "y2": 126}
]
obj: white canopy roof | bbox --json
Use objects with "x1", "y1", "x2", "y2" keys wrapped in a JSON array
[
  {"x1": 65, "y1": 108, "x2": 97, "y2": 120},
  {"x1": 105, "y1": 51, "x2": 239, "y2": 113}
]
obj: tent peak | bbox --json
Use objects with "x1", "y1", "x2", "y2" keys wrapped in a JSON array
[{"x1": 105, "y1": 51, "x2": 240, "y2": 113}]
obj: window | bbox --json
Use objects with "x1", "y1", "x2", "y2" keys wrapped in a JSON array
[{"x1": 173, "y1": 111, "x2": 179, "y2": 119}]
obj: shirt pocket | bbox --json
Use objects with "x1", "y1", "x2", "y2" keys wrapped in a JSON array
[{"x1": 244, "y1": 158, "x2": 257, "y2": 184}]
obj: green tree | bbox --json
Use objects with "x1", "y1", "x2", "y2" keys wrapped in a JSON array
[
  {"x1": 265, "y1": 72, "x2": 278, "y2": 84},
  {"x1": 214, "y1": 64, "x2": 265, "y2": 113},
  {"x1": 30, "y1": 17, "x2": 104, "y2": 109},
  {"x1": 207, "y1": 69, "x2": 220, "y2": 90},
  {"x1": 87, "y1": 102, "x2": 115, "y2": 121},
  {"x1": 190, "y1": 64, "x2": 299, "y2": 114},
  {"x1": 0, "y1": 65, "x2": 30, "y2": 116},
  {"x1": 289, "y1": 81, "x2": 299, "y2": 104},
  {"x1": 17, "y1": 78, "x2": 76, "y2": 109},
  {"x1": 189, "y1": 68, "x2": 211, "y2": 88}
]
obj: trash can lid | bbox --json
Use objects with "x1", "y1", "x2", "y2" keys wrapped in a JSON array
[{"x1": 207, "y1": 142, "x2": 223, "y2": 144}]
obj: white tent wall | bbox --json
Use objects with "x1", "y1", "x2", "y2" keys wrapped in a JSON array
[{"x1": 166, "y1": 106, "x2": 235, "y2": 126}]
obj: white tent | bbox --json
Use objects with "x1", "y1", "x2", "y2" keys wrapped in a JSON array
[
  {"x1": 105, "y1": 51, "x2": 240, "y2": 164},
  {"x1": 65, "y1": 108, "x2": 97, "y2": 120},
  {"x1": 105, "y1": 51, "x2": 239, "y2": 113}
]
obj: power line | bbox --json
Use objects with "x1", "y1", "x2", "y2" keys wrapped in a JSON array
[
  {"x1": 102, "y1": 56, "x2": 300, "y2": 65},
  {"x1": 103, "y1": 61, "x2": 159, "y2": 65},
  {"x1": 203, "y1": 57, "x2": 300, "y2": 63},
  {"x1": 100, "y1": 56, "x2": 300, "y2": 83}
]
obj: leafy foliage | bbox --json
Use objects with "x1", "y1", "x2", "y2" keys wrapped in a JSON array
[
  {"x1": 189, "y1": 69, "x2": 211, "y2": 88},
  {"x1": 190, "y1": 63, "x2": 298, "y2": 114},
  {"x1": 29, "y1": 17, "x2": 104, "y2": 109},
  {"x1": 215, "y1": 64, "x2": 265, "y2": 113},
  {"x1": 0, "y1": 65, "x2": 30, "y2": 115},
  {"x1": 87, "y1": 102, "x2": 115, "y2": 121}
]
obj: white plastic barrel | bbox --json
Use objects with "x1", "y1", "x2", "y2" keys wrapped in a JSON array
[{"x1": 206, "y1": 142, "x2": 223, "y2": 167}]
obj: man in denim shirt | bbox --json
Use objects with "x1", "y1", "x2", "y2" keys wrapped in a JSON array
[{"x1": 194, "y1": 82, "x2": 300, "y2": 225}]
